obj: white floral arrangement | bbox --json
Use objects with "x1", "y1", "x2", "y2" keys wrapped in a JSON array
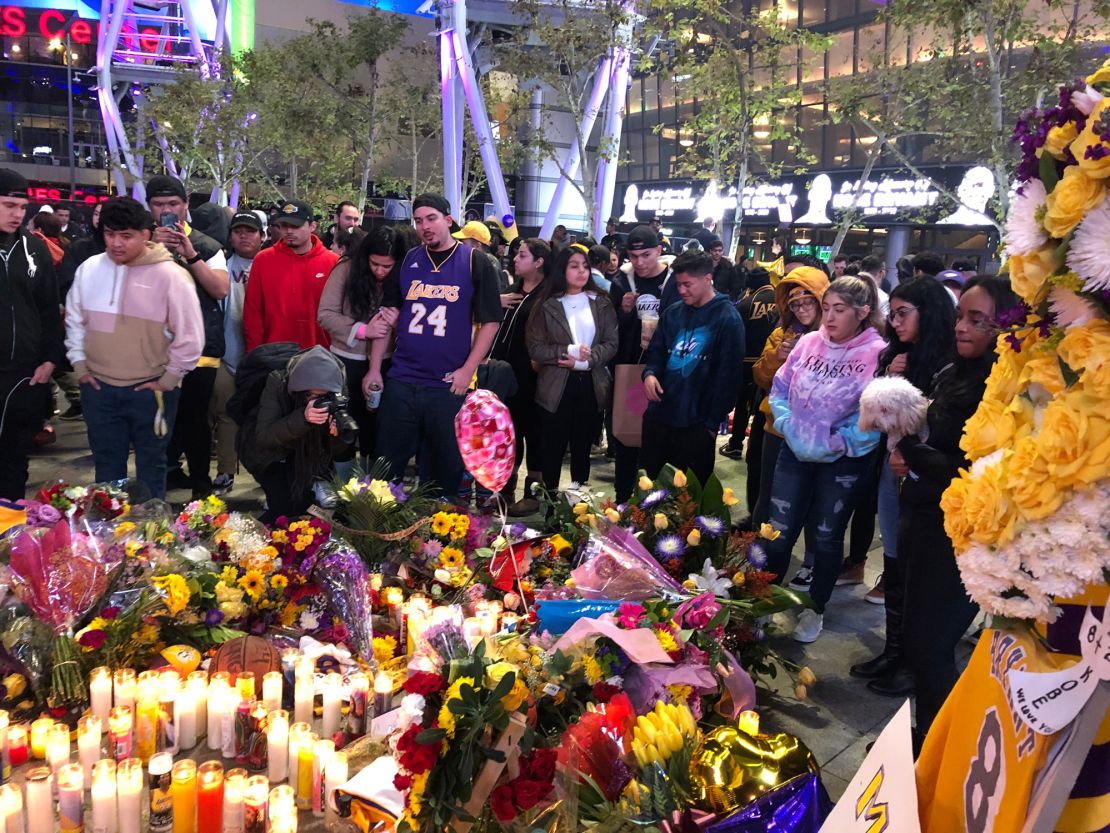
[{"x1": 941, "y1": 59, "x2": 1110, "y2": 623}]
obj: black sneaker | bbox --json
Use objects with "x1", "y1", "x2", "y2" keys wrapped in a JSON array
[
  {"x1": 719, "y1": 443, "x2": 744, "y2": 460},
  {"x1": 58, "y1": 404, "x2": 83, "y2": 421},
  {"x1": 788, "y1": 567, "x2": 814, "y2": 590},
  {"x1": 212, "y1": 473, "x2": 234, "y2": 496}
]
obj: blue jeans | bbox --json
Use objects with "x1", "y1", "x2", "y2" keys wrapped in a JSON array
[
  {"x1": 80, "y1": 381, "x2": 181, "y2": 499},
  {"x1": 374, "y1": 380, "x2": 465, "y2": 498},
  {"x1": 765, "y1": 445, "x2": 875, "y2": 613},
  {"x1": 755, "y1": 432, "x2": 816, "y2": 568},
  {"x1": 877, "y1": 452, "x2": 901, "y2": 559}
]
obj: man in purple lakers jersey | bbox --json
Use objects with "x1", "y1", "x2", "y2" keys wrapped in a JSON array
[{"x1": 366, "y1": 193, "x2": 502, "y2": 497}]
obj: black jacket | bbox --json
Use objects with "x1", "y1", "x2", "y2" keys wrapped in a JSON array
[
  {"x1": 179, "y1": 229, "x2": 226, "y2": 359},
  {"x1": 0, "y1": 230, "x2": 64, "y2": 373},
  {"x1": 897, "y1": 353, "x2": 996, "y2": 509}
]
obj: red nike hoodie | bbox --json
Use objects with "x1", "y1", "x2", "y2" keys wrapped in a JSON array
[{"x1": 242, "y1": 235, "x2": 339, "y2": 352}]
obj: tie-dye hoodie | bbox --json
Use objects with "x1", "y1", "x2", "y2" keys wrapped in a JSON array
[{"x1": 768, "y1": 324, "x2": 886, "y2": 462}]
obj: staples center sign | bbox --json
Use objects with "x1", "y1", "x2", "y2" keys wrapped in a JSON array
[{"x1": 0, "y1": 4, "x2": 170, "y2": 54}]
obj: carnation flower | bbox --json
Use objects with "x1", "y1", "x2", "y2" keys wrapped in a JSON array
[
  {"x1": 1004, "y1": 178, "x2": 1049, "y2": 256},
  {"x1": 1065, "y1": 197, "x2": 1110, "y2": 290},
  {"x1": 1072, "y1": 83, "x2": 1104, "y2": 116}
]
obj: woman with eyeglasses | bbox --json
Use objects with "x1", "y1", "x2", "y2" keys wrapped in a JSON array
[
  {"x1": 762, "y1": 276, "x2": 888, "y2": 643},
  {"x1": 850, "y1": 276, "x2": 956, "y2": 697},
  {"x1": 751, "y1": 266, "x2": 829, "y2": 590},
  {"x1": 892, "y1": 276, "x2": 1018, "y2": 742}
]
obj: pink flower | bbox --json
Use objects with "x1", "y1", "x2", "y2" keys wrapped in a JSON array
[
  {"x1": 617, "y1": 602, "x2": 645, "y2": 629},
  {"x1": 676, "y1": 592, "x2": 721, "y2": 629}
]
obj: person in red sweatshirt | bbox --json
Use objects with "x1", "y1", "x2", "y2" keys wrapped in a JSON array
[{"x1": 243, "y1": 199, "x2": 339, "y2": 352}]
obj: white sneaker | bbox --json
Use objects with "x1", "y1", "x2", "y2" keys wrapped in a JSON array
[
  {"x1": 793, "y1": 609, "x2": 824, "y2": 643},
  {"x1": 788, "y1": 567, "x2": 814, "y2": 590}
]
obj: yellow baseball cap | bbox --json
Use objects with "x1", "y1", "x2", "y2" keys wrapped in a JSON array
[{"x1": 452, "y1": 220, "x2": 492, "y2": 246}]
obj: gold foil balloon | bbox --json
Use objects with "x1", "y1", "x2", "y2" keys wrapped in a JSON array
[{"x1": 690, "y1": 725, "x2": 818, "y2": 814}]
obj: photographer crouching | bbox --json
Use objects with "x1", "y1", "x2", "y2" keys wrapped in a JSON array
[{"x1": 238, "y1": 345, "x2": 358, "y2": 523}]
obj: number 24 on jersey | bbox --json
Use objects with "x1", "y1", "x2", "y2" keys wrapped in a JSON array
[{"x1": 408, "y1": 303, "x2": 448, "y2": 337}]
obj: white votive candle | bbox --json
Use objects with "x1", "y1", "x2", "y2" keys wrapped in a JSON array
[
  {"x1": 0, "y1": 782, "x2": 24, "y2": 833},
  {"x1": 293, "y1": 671, "x2": 313, "y2": 727},
  {"x1": 116, "y1": 758, "x2": 143, "y2": 833},
  {"x1": 78, "y1": 715, "x2": 103, "y2": 782},
  {"x1": 24, "y1": 768, "x2": 52, "y2": 833},
  {"x1": 89, "y1": 667, "x2": 112, "y2": 727},
  {"x1": 320, "y1": 674, "x2": 341, "y2": 741},
  {"x1": 262, "y1": 673, "x2": 282, "y2": 715},
  {"x1": 266, "y1": 711, "x2": 288, "y2": 784},
  {"x1": 177, "y1": 686, "x2": 198, "y2": 750},
  {"x1": 91, "y1": 759, "x2": 117, "y2": 833}
]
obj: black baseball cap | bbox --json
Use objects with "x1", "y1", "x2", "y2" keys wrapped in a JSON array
[
  {"x1": 145, "y1": 175, "x2": 187, "y2": 201},
  {"x1": 0, "y1": 168, "x2": 28, "y2": 198},
  {"x1": 626, "y1": 225, "x2": 661, "y2": 252},
  {"x1": 606, "y1": 216, "x2": 619, "y2": 225},
  {"x1": 272, "y1": 199, "x2": 315, "y2": 227},
  {"x1": 229, "y1": 211, "x2": 263, "y2": 232}
]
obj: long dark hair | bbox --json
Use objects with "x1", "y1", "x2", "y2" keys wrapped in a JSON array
[
  {"x1": 878, "y1": 277, "x2": 956, "y2": 394},
  {"x1": 961, "y1": 275, "x2": 1020, "y2": 321},
  {"x1": 513, "y1": 238, "x2": 552, "y2": 289},
  {"x1": 342, "y1": 225, "x2": 410, "y2": 321},
  {"x1": 541, "y1": 246, "x2": 604, "y2": 299}
]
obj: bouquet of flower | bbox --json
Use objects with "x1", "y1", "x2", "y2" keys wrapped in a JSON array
[
  {"x1": 331, "y1": 460, "x2": 437, "y2": 565},
  {"x1": 35, "y1": 481, "x2": 129, "y2": 521},
  {"x1": 391, "y1": 642, "x2": 533, "y2": 832},
  {"x1": 6, "y1": 518, "x2": 122, "y2": 709},
  {"x1": 942, "y1": 57, "x2": 1110, "y2": 623},
  {"x1": 310, "y1": 541, "x2": 375, "y2": 662},
  {"x1": 173, "y1": 495, "x2": 229, "y2": 543}
]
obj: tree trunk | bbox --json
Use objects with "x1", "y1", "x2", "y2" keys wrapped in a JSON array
[
  {"x1": 289, "y1": 158, "x2": 298, "y2": 198},
  {"x1": 358, "y1": 65, "x2": 380, "y2": 209}
]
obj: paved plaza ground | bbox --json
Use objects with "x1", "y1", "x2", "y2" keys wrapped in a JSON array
[{"x1": 28, "y1": 417, "x2": 975, "y2": 801}]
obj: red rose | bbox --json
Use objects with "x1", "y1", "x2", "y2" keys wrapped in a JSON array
[
  {"x1": 393, "y1": 772, "x2": 413, "y2": 792},
  {"x1": 591, "y1": 682, "x2": 621, "y2": 704},
  {"x1": 525, "y1": 748, "x2": 557, "y2": 783},
  {"x1": 512, "y1": 779, "x2": 545, "y2": 811},
  {"x1": 78, "y1": 630, "x2": 107, "y2": 650},
  {"x1": 490, "y1": 784, "x2": 517, "y2": 822},
  {"x1": 404, "y1": 672, "x2": 446, "y2": 696}
]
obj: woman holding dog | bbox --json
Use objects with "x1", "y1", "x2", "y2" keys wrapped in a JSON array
[
  {"x1": 762, "y1": 276, "x2": 887, "y2": 643},
  {"x1": 851, "y1": 277, "x2": 956, "y2": 697},
  {"x1": 890, "y1": 276, "x2": 1018, "y2": 741}
]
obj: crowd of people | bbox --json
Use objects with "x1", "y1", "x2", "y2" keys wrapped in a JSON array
[{"x1": 0, "y1": 166, "x2": 1013, "y2": 741}]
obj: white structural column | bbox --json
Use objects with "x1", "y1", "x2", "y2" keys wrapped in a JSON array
[
  {"x1": 592, "y1": 2, "x2": 634, "y2": 240},
  {"x1": 437, "y1": 0, "x2": 512, "y2": 223},
  {"x1": 536, "y1": 52, "x2": 613, "y2": 240}
]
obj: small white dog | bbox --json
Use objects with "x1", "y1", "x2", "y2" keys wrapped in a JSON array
[{"x1": 858, "y1": 376, "x2": 929, "y2": 450}]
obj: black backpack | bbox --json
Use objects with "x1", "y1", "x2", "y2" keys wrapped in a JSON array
[{"x1": 227, "y1": 342, "x2": 302, "y2": 426}]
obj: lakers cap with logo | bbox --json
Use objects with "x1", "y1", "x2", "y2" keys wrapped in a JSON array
[{"x1": 273, "y1": 199, "x2": 315, "y2": 227}]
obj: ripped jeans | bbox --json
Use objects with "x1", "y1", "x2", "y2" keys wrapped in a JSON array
[{"x1": 765, "y1": 445, "x2": 876, "y2": 613}]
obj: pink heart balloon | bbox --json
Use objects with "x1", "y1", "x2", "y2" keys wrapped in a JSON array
[{"x1": 455, "y1": 389, "x2": 517, "y2": 493}]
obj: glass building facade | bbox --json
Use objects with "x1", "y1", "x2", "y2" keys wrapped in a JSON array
[{"x1": 615, "y1": 0, "x2": 1006, "y2": 269}]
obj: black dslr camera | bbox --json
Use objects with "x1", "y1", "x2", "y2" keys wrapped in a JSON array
[{"x1": 312, "y1": 392, "x2": 359, "y2": 444}]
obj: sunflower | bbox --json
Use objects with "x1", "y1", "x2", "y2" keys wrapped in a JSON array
[
  {"x1": 431, "y1": 512, "x2": 453, "y2": 536},
  {"x1": 439, "y1": 547, "x2": 465, "y2": 570},
  {"x1": 582, "y1": 654, "x2": 603, "y2": 685},
  {"x1": 238, "y1": 570, "x2": 266, "y2": 601},
  {"x1": 270, "y1": 574, "x2": 289, "y2": 591},
  {"x1": 153, "y1": 574, "x2": 191, "y2": 616},
  {"x1": 654, "y1": 627, "x2": 680, "y2": 654}
]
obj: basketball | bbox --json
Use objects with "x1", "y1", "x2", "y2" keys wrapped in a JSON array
[{"x1": 210, "y1": 636, "x2": 281, "y2": 688}]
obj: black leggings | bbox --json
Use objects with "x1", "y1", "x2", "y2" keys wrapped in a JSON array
[
  {"x1": 540, "y1": 372, "x2": 600, "y2": 491},
  {"x1": 255, "y1": 461, "x2": 314, "y2": 526}
]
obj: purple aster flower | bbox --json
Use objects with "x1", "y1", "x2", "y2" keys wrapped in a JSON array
[
  {"x1": 205, "y1": 609, "x2": 224, "y2": 626},
  {"x1": 421, "y1": 540, "x2": 443, "y2": 559},
  {"x1": 694, "y1": 516, "x2": 726, "y2": 537},
  {"x1": 655, "y1": 534, "x2": 685, "y2": 559},
  {"x1": 388, "y1": 482, "x2": 408, "y2": 503},
  {"x1": 747, "y1": 541, "x2": 767, "y2": 568},
  {"x1": 508, "y1": 522, "x2": 527, "y2": 539},
  {"x1": 641, "y1": 489, "x2": 669, "y2": 509}
]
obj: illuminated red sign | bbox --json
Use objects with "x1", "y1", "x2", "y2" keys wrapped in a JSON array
[
  {"x1": 27, "y1": 185, "x2": 110, "y2": 206},
  {"x1": 1, "y1": 4, "x2": 182, "y2": 58}
]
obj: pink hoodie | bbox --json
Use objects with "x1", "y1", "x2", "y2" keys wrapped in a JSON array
[{"x1": 768, "y1": 324, "x2": 887, "y2": 462}]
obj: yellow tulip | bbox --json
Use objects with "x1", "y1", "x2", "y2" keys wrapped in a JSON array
[
  {"x1": 638, "y1": 475, "x2": 654, "y2": 491},
  {"x1": 654, "y1": 513, "x2": 669, "y2": 530},
  {"x1": 798, "y1": 666, "x2": 817, "y2": 687},
  {"x1": 722, "y1": 487, "x2": 738, "y2": 506},
  {"x1": 687, "y1": 528, "x2": 702, "y2": 547},
  {"x1": 758, "y1": 522, "x2": 780, "y2": 541},
  {"x1": 605, "y1": 507, "x2": 621, "y2": 523},
  {"x1": 673, "y1": 470, "x2": 687, "y2": 488},
  {"x1": 572, "y1": 502, "x2": 588, "y2": 515}
]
